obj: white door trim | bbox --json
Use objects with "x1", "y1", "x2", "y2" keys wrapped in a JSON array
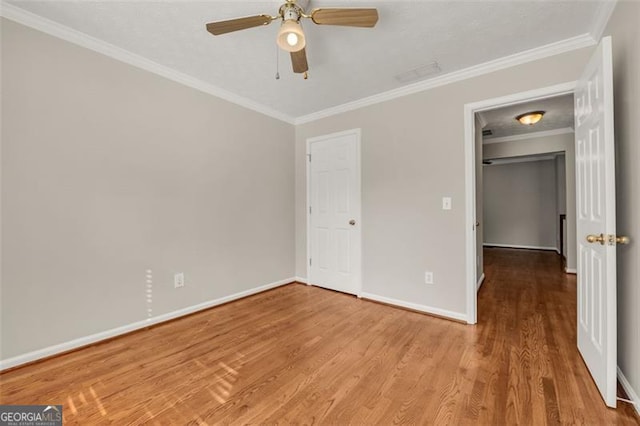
[
  {"x1": 306, "y1": 128, "x2": 363, "y2": 297},
  {"x1": 463, "y1": 81, "x2": 576, "y2": 324}
]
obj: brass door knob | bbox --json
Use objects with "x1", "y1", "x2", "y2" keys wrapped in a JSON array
[
  {"x1": 616, "y1": 235, "x2": 630, "y2": 245},
  {"x1": 586, "y1": 234, "x2": 606, "y2": 245}
]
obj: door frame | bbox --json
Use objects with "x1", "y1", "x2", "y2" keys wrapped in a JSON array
[
  {"x1": 306, "y1": 128, "x2": 363, "y2": 296},
  {"x1": 463, "y1": 81, "x2": 576, "y2": 324}
]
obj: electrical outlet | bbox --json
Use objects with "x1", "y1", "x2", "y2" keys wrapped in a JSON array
[
  {"x1": 425, "y1": 271, "x2": 434, "y2": 284},
  {"x1": 174, "y1": 272, "x2": 184, "y2": 288}
]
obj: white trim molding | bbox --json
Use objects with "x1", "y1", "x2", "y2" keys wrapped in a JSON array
[
  {"x1": 296, "y1": 35, "x2": 595, "y2": 124},
  {"x1": 617, "y1": 366, "x2": 640, "y2": 416},
  {"x1": 590, "y1": 0, "x2": 618, "y2": 42},
  {"x1": 483, "y1": 128, "x2": 574, "y2": 145},
  {"x1": 360, "y1": 292, "x2": 467, "y2": 323},
  {"x1": 0, "y1": 2, "x2": 296, "y2": 124},
  {"x1": 0, "y1": 277, "x2": 295, "y2": 371},
  {"x1": 484, "y1": 243, "x2": 559, "y2": 251},
  {"x1": 295, "y1": 276, "x2": 308, "y2": 284},
  {"x1": 565, "y1": 268, "x2": 577, "y2": 274},
  {"x1": 476, "y1": 113, "x2": 488, "y2": 129},
  {"x1": 1, "y1": 1, "x2": 598, "y2": 126},
  {"x1": 477, "y1": 273, "x2": 486, "y2": 291}
]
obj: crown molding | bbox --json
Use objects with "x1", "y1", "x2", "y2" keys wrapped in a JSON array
[
  {"x1": 2, "y1": 1, "x2": 602, "y2": 127},
  {"x1": 294, "y1": 34, "x2": 596, "y2": 125},
  {"x1": 483, "y1": 127, "x2": 574, "y2": 145},
  {"x1": 0, "y1": 2, "x2": 296, "y2": 125},
  {"x1": 590, "y1": 0, "x2": 617, "y2": 41}
]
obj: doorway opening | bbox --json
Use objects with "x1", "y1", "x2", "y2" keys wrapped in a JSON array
[
  {"x1": 469, "y1": 37, "x2": 619, "y2": 409},
  {"x1": 479, "y1": 92, "x2": 576, "y2": 280},
  {"x1": 463, "y1": 82, "x2": 577, "y2": 324}
]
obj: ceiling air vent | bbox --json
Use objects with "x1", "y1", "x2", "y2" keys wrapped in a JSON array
[
  {"x1": 482, "y1": 129, "x2": 493, "y2": 137},
  {"x1": 394, "y1": 61, "x2": 441, "y2": 83}
]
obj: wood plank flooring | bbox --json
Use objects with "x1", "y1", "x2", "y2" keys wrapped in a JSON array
[{"x1": 1, "y1": 248, "x2": 638, "y2": 424}]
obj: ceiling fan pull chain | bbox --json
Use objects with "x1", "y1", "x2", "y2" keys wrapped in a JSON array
[{"x1": 275, "y1": 45, "x2": 280, "y2": 80}]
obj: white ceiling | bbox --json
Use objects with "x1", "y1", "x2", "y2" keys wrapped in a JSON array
[
  {"x1": 480, "y1": 93, "x2": 575, "y2": 140},
  {"x1": 5, "y1": 1, "x2": 608, "y2": 120}
]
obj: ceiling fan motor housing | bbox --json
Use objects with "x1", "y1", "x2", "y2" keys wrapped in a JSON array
[{"x1": 282, "y1": 3, "x2": 302, "y2": 22}]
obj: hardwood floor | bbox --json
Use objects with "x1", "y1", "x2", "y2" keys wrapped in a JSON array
[{"x1": 1, "y1": 248, "x2": 638, "y2": 424}]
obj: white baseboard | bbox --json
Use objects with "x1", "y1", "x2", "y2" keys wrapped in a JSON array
[
  {"x1": 360, "y1": 292, "x2": 467, "y2": 322},
  {"x1": 483, "y1": 243, "x2": 558, "y2": 251},
  {"x1": 477, "y1": 273, "x2": 485, "y2": 291},
  {"x1": 618, "y1": 366, "x2": 640, "y2": 415},
  {"x1": 0, "y1": 277, "x2": 295, "y2": 371},
  {"x1": 565, "y1": 268, "x2": 577, "y2": 274},
  {"x1": 295, "y1": 276, "x2": 308, "y2": 284}
]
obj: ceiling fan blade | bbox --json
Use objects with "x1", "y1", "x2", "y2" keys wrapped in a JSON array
[
  {"x1": 206, "y1": 15, "x2": 273, "y2": 36},
  {"x1": 291, "y1": 48, "x2": 309, "y2": 74},
  {"x1": 310, "y1": 8, "x2": 379, "y2": 27}
]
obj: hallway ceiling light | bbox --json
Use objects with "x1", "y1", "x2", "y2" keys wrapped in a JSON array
[{"x1": 516, "y1": 111, "x2": 545, "y2": 125}]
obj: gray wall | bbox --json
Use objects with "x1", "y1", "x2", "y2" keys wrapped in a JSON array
[
  {"x1": 1, "y1": 19, "x2": 296, "y2": 360},
  {"x1": 604, "y1": 0, "x2": 640, "y2": 407},
  {"x1": 483, "y1": 132, "x2": 576, "y2": 271},
  {"x1": 483, "y1": 159, "x2": 557, "y2": 250},
  {"x1": 295, "y1": 48, "x2": 593, "y2": 316}
]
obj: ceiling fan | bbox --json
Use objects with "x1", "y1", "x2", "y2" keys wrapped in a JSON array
[{"x1": 205, "y1": 1, "x2": 379, "y2": 79}]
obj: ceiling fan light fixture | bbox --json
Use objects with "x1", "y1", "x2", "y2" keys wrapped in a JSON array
[
  {"x1": 516, "y1": 111, "x2": 545, "y2": 125},
  {"x1": 277, "y1": 19, "x2": 306, "y2": 52}
]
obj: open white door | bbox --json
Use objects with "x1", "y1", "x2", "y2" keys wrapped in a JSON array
[{"x1": 575, "y1": 36, "x2": 617, "y2": 408}]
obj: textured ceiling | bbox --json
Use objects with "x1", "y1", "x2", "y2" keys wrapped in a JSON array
[
  {"x1": 481, "y1": 94, "x2": 575, "y2": 140},
  {"x1": 6, "y1": 1, "x2": 604, "y2": 118}
]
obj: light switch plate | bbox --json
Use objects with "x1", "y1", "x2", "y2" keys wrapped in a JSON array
[
  {"x1": 425, "y1": 271, "x2": 434, "y2": 284},
  {"x1": 174, "y1": 272, "x2": 184, "y2": 288},
  {"x1": 442, "y1": 197, "x2": 452, "y2": 210}
]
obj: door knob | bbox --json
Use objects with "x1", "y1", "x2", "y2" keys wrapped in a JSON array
[
  {"x1": 349, "y1": 219, "x2": 356, "y2": 226},
  {"x1": 615, "y1": 235, "x2": 630, "y2": 245},
  {"x1": 586, "y1": 234, "x2": 606, "y2": 245}
]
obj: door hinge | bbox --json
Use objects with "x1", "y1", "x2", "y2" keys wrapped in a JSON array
[
  {"x1": 307, "y1": 154, "x2": 311, "y2": 162},
  {"x1": 309, "y1": 206, "x2": 312, "y2": 214},
  {"x1": 309, "y1": 258, "x2": 312, "y2": 266}
]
